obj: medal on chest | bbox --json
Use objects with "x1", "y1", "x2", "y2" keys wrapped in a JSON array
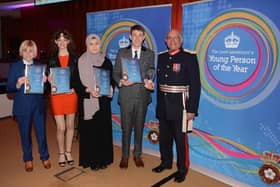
[{"x1": 172, "y1": 63, "x2": 181, "y2": 73}]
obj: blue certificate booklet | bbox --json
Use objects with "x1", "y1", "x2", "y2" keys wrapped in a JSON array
[
  {"x1": 50, "y1": 67, "x2": 70, "y2": 95},
  {"x1": 24, "y1": 64, "x2": 45, "y2": 94},
  {"x1": 93, "y1": 67, "x2": 110, "y2": 96},
  {"x1": 121, "y1": 58, "x2": 142, "y2": 83}
]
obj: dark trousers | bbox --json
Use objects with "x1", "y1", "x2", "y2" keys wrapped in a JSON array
[
  {"x1": 159, "y1": 118, "x2": 187, "y2": 174},
  {"x1": 16, "y1": 109, "x2": 49, "y2": 162},
  {"x1": 120, "y1": 98, "x2": 147, "y2": 159}
]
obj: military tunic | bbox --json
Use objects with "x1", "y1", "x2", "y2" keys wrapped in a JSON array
[{"x1": 156, "y1": 48, "x2": 201, "y2": 120}]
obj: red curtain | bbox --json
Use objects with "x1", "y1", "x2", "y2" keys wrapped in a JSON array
[{"x1": 1, "y1": 0, "x2": 197, "y2": 58}]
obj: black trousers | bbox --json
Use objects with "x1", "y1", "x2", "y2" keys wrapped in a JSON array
[{"x1": 159, "y1": 118, "x2": 187, "y2": 174}]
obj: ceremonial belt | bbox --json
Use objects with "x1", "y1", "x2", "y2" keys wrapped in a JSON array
[
  {"x1": 159, "y1": 84, "x2": 193, "y2": 133},
  {"x1": 159, "y1": 84, "x2": 189, "y2": 93}
]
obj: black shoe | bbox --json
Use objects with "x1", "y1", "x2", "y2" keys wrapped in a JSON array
[
  {"x1": 101, "y1": 164, "x2": 108, "y2": 169},
  {"x1": 82, "y1": 164, "x2": 89, "y2": 169},
  {"x1": 79, "y1": 163, "x2": 89, "y2": 168},
  {"x1": 174, "y1": 171, "x2": 186, "y2": 183},
  {"x1": 152, "y1": 164, "x2": 172, "y2": 173},
  {"x1": 90, "y1": 164, "x2": 100, "y2": 171}
]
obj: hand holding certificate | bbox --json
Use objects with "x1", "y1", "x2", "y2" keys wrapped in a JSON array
[
  {"x1": 144, "y1": 70, "x2": 155, "y2": 90},
  {"x1": 121, "y1": 57, "x2": 142, "y2": 83},
  {"x1": 50, "y1": 67, "x2": 70, "y2": 95},
  {"x1": 182, "y1": 110, "x2": 194, "y2": 133},
  {"x1": 144, "y1": 79, "x2": 154, "y2": 90},
  {"x1": 93, "y1": 67, "x2": 110, "y2": 96},
  {"x1": 24, "y1": 64, "x2": 45, "y2": 94}
]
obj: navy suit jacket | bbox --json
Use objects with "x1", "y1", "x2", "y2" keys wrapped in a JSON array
[{"x1": 6, "y1": 60, "x2": 45, "y2": 116}]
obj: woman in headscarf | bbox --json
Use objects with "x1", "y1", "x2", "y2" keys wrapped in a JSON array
[{"x1": 72, "y1": 34, "x2": 114, "y2": 170}]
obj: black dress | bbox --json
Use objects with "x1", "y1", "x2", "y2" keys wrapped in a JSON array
[{"x1": 73, "y1": 57, "x2": 114, "y2": 169}]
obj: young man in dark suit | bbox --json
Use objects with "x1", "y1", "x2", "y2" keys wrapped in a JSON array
[{"x1": 113, "y1": 24, "x2": 155, "y2": 169}]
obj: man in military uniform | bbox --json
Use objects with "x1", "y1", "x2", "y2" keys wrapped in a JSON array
[{"x1": 152, "y1": 29, "x2": 201, "y2": 183}]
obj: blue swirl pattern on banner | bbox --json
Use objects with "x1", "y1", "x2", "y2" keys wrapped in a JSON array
[
  {"x1": 196, "y1": 9, "x2": 280, "y2": 110},
  {"x1": 183, "y1": 1, "x2": 280, "y2": 186}
]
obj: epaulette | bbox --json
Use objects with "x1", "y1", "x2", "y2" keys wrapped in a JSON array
[
  {"x1": 157, "y1": 50, "x2": 168, "y2": 55},
  {"x1": 183, "y1": 48, "x2": 196, "y2": 54}
]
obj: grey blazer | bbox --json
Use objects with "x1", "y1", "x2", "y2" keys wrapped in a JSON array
[{"x1": 113, "y1": 45, "x2": 155, "y2": 105}]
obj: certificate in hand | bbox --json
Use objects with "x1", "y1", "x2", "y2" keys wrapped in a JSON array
[
  {"x1": 121, "y1": 58, "x2": 142, "y2": 83},
  {"x1": 50, "y1": 67, "x2": 70, "y2": 95},
  {"x1": 24, "y1": 64, "x2": 45, "y2": 94},
  {"x1": 93, "y1": 67, "x2": 110, "y2": 96}
]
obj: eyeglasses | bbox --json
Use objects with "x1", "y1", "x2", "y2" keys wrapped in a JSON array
[{"x1": 166, "y1": 36, "x2": 181, "y2": 41}]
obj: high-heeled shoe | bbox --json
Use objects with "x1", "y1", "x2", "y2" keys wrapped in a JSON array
[
  {"x1": 58, "y1": 153, "x2": 66, "y2": 167},
  {"x1": 65, "y1": 151, "x2": 74, "y2": 165}
]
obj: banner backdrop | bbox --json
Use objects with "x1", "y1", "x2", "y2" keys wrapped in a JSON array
[
  {"x1": 182, "y1": 0, "x2": 280, "y2": 186},
  {"x1": 86, "y1": 5, "x2": 171, "y2": 151}
]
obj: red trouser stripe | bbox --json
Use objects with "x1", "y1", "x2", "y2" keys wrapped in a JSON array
[{"x1": 185, "y1": 134, "x2": 190, "y2": 168}]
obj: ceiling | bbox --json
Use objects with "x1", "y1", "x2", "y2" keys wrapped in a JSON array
[
  {"x1": 0, "y1": 0, "x2": 23, "y2": 3},
  {"x1": 0, "y1": 0, "x2": 33, "y2": 5},
  {"x1": 0, "y1": 0, "x2": 33, "y2": 17}
]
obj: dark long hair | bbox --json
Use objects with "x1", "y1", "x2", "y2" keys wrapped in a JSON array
[{"x1": 50, "y1": 29, "x2": 76, "y2": 55}]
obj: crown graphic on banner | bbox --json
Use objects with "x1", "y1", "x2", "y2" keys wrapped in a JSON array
[
  {"x1": 119, "y1": 36, "x2": 130, "y2": 48},
  {"x1": 262, "y1": 151, "x2": 280, "y2": 164},
  {"x1": 224, "y1": 32, "x2": 240, "y2": 48}
]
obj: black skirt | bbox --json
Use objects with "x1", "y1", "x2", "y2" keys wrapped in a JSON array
[{"x1": 78, "y1": 97, "x2": 113, "y2": 167}]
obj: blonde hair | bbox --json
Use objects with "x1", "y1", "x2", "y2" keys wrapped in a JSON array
[{"x1": 19, "y1": 40, "x2": 38, "y2": 58}]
